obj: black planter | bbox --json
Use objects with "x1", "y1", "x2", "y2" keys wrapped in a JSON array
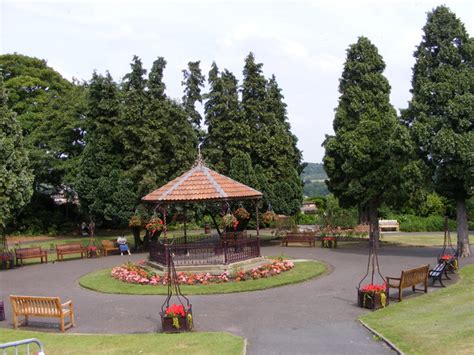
[
  {"x1": 357, "y1": 290, "x2": 388, "y2": 310},
  {"x1": 160, "y1": 306, "x2": 193, "y2": 333}
]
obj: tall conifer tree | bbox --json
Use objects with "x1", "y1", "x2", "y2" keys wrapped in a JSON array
[
  {"x1": 203, "y1": 63, "x2": 248, "y2": 173},
  {"x1": 323, "y1": 37, "x2": 410, "y2": 243},
  {"x1": 182, "y1": 61, "x2": 205, "y2": 129},
  {"x1": 402, "y1": 6, "x2": 473, "y2": 256}
]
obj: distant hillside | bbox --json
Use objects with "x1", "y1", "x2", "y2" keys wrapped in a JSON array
[{"x1": 301, "y1": 163, "x2": 329, "y2": 197}]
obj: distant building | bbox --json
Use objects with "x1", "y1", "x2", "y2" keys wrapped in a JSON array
[{"x1": 300, "y1": 201, "x2": 317, "y2": 214}]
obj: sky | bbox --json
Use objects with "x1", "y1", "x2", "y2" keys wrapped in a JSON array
[{"x1": 1, "y1": 0, "x2": 473, "y2": 163}]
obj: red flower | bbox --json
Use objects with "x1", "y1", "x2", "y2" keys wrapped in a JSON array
[
  {"x1": 440, "y1": 254, "x2": 452, "y2": 261},
  {"x1": 165, "y1": 304, "x2": 186, "y2": 317},
  {"x1": 361, "y1": 283, "x2": 386, "y2": 293}
]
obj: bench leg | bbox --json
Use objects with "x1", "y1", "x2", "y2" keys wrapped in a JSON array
[
  {"x1": 12, "y1": 312, "x2": 18, "y2": 329},
  {"x1": 398, "y1": 288, "x2": 402, "y2": 302},
  {"x1": 60, "y1": 315, "x2": 65, "y2": 332}
]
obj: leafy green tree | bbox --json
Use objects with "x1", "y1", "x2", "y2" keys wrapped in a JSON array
[
  {"x1": 182, "y1": 61, "x2": 205, "y2": 128},
  {"x1": 0, "y1": 75, "x2": 34, "y2": 230},
  {"x1": 401, "y1": 6, "x2": 473, "y2": 256},
  {"x1": 323, "y1": 36, "x2": 411, "y2": 244},
  {"x1": 0, "y1": 54, "x2": 86, "y2": 189},
  {"x1": 75, "y1": 72, "x2": 135, "y2": 226}
]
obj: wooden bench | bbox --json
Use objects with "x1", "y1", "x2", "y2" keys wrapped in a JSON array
[
  {"x1": 379, "y1": 219, "x2": 400, "y2": 232},
  {"x1": 10, "y1": 295, "x2": 75, "y2": 332},
  {"x1": 281, "y1": 232, "x2": 315, "y2": 247},
  {"x1": 15, "y1": 247, "x2": 48, "y2": 266},
  {"x1": 101, "y1": 240, "x2": 119, "y2": 256},
  {"x1": 56, "y1": 243, "x2": 87, "y2": 261},
  {"x1": 386, "y1": 265, "x2": 429, "y2": 301},
  {"x1": 429, "y1": 263, "x2": 450, "y2": 287}
]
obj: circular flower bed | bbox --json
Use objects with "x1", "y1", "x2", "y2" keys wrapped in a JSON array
[{"x1": 111, "y1": 259, "x2": 294, "y2": 286}]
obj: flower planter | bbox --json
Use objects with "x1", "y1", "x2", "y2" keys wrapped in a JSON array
[
  {"x1": 160, "y1": 306, "x2": 193, "y2": 333},
  {"x1": 321, "y1": 237, "x2": 337, "y2": 248},
  {"x1": 0, "y1": 252, "x2": 15, "y2": 270},
  {"x1": 357, "y1": 289, "x2": 388, "y2": 310}
]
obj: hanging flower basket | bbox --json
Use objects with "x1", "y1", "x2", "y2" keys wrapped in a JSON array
[
  {"x1": 128, "y1": 215, "x2": 143, "y2": 228},
  {"x1": 160, "y1": 304, "x2": 193, "y2": 333},
  {"x1": 262, "y1": 211, "x2": 276, "y2": 225},
  {"x1": 234, "y1": 207, "x2": 250, "y2": 220},
  {"x1": 357, "y1": 284, "x2": 388, "y2": 310},
  {"x1": 145, "y1": 217, "x2": 164, "y2": 233},
  {"x1": 221, "y1": 213, "x2": 239, "y2": 231}
]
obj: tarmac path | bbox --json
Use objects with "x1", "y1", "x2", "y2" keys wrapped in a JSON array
[{"x1": 1, "y1": 242, "x2": 472, "y2": 354}]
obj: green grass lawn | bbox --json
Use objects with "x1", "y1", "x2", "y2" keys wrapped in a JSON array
[
  {"x1": 79, "y1": 260, "x2": 326, "y2": 295},
  {"x1": 0, "y1": 329, "x2": 244, "y2": 355},
  {"x1": 360, "y1": 264, "x2": 474, "y2": 354},
  {"x1": 380, "y1": 233, "x2": 460, "y2": 247}
]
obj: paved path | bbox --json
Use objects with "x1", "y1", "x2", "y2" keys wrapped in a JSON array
[{"x1": 1, "y1": 243, "x2": 472, "y2": 354}]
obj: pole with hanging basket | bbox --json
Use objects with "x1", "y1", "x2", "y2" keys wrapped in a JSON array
[
  {"x1": 438, "y1": 217, "x2": 458, "y2": 273},
  {"x1": 356, "y1": 225, "x2": 388, "y2": 310},
  {"x1": 159, "y1": 209, "x2": 193, "y2": 333}
]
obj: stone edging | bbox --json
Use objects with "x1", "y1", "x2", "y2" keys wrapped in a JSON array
[{"x1": 359, "y1": 319, "x2": 404, "y2": 355}]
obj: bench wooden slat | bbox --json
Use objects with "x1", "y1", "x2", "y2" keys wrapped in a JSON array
[
  {"x1": 281, "y1": 232, "x2": 316, "y2": 247},
  {"x1": 56, "y1": 243, "x2": 87, "y2": 261},
  {"x1": 14, "y1": 248, "x2": 48, "y2": 266},
  {"x1": 387, "y1": 265, "x2": 429, "y2": 301},
  {"x1": 101, "y1": 240, "x2": 119, "y2": 256},
  {"x1": 10, "y1": 295, "x2": 75, "y2": 332}
]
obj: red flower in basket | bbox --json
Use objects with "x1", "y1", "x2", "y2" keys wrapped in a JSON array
[
  {"x1": 361, "y1": 283, "x2": 386, "y2": 293},
  {"x1": 145, "y1": 217, "x2": 164, "y2": 233},
  {"x1": 165, "y1": 304, "x2": 186, "y2": 317},
  {"x1": 440, "y1": 254, "x2": 452, "y2": 261}
]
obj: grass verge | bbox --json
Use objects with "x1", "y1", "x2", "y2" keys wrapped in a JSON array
[
  {"x1": 0, "y1": 329, "x2": 244, "y2": 355},
  {"x1": 79, "y1": 260, "x2": 325, "y2": 295},
  {"x1": 360, "y1": 264, "x2": 474, "y2": 354}
]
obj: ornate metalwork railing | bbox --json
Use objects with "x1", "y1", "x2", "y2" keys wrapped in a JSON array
[{"x1": 149, "y1": 237, "x2": 260, "y2": 266}]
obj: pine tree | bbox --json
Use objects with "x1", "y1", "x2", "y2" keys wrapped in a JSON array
[
  {"x1": 402, "y1": 6, "x2": 474, "y2": 256},
  {"x1": 138, "y1": 57, "x2": 169, "y2": 197},
  {"x1": 203, "y1": 63, "x2": 248, "y2": 173},
  {"x1": 241, "y1": 52, "x2": 267, "y2": 162},
  {"x1": 182, "y1": 61, "x2": 205, "y2": 128},
  {"x1": 0, "y1": 75, "x2": 34, "y2": 229},
  {"x1": 323, "y1": 36, "x2": 411, "y2": 244},
  {"x1": 119, "y1": 56, "x2": 149, "y2": 187}
]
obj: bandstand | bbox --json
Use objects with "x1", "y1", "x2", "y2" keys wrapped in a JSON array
[{"x1": 142, "y1": 156, "x2": 265, "y2": 272}]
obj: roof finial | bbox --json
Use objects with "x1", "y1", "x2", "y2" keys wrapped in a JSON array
[{"x1": 193, "y1": 142, "x2": 206, "y2": 168}]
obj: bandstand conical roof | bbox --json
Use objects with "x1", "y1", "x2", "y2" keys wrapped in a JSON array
[{"x1": 142, "y1": 157, "x2": 263, "y2": 204}]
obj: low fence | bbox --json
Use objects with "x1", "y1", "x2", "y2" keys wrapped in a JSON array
[{"x1": 149, "y1": 236, "x2": 260, "y2": 266}]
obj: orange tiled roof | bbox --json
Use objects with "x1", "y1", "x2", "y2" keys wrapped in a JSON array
[{"x1": 142, "y1": 161, "x2": 263, "y2": 203}]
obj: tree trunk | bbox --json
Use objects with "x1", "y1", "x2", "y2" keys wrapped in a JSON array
[
  {"x1": 207, "y1": 212, "x2": 221, "y2": 236},
  {"x1": 358, "y1": 205, "x2": 369, "y2": 224},
  {"x1": 456, "y1": 197, "x2": 471, "y2": 257},
  {"x1": 131, "y1": 227, "x2": 142, "y2": 252},
  {"x1": 367, "y1": 201, "x2": 380, "y2": 249}
]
